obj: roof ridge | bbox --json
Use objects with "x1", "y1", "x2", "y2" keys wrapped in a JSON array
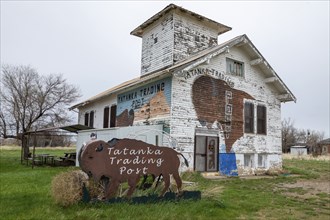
[{"x1": 69, "y1": 34, "x2": 296, "y2": 110}]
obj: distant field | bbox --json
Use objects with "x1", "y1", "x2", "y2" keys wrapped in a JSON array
[
  {"x1": 0, "y1": 147, "x2": 329, "y2": 220},
  {"x1": 0, "y1": 145, "x2": 76, "y2": 150},
  {"x1": 283, "y1": 153, "x2": 330, "y2": 161}
]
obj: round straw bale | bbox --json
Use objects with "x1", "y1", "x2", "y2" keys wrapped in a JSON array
[{"x1": 51, "y1": 170, "x2": 88, "y2": 206}]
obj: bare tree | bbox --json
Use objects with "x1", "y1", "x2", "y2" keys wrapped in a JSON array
[
  {"x1": 0, "y1": 110, "x2": 8, "y2": 138},
  {"x1": 0, "y1": 64, "x2": 81, "y2": 158},
  {"x1": 0, "y1": 92, "x2": 19, "y2": 139},
  {"x1": 281, "y1": 118, "x2": 296, "y2": 153},
  {"x1": 297, "y1": 129, "x2": 324, "y2": 154},
  {"x1": 282, "y1": 118, "x2": 325, "y2": 154}
]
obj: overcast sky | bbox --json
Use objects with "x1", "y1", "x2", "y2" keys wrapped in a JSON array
[{"x1": 1, "y1": 1, "x2": 329, "y2": 137}]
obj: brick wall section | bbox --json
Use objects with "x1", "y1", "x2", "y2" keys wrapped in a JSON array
[{"x1": 192, "y1": 76, "x2": 254, "y2": 152}]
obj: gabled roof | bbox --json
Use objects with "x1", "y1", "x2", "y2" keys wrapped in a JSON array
[
  {"x1": 130, "y1": 4, "x2": 232, "y2": 37},
  {"x1": 69, "y1": 34, "x2": 296, "y2": 110},
  {"x1": 174, "y1": 34, "x2": 296, "y2": 102}
]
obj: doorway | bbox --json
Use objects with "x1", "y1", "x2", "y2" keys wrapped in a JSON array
[{"x1": 194, "y1": 134, "x2": 219, "y2": 172}]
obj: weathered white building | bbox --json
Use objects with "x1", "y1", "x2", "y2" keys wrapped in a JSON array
[{"x1": 70, "y1": 4, "x2": 296, "y2": 175}]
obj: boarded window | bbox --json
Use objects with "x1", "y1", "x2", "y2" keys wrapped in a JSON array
[
  {"x1": 110, "y1": 105, "x2": 117, "y2": 128},
  {"x1": 84, "y1": 113, "x2": 89, "y2": 126},
  {"x1": 226, "y1": 58, "x2": 244, "y2": 77},
  {"x1": 89, "y1": 111, "x2": 94, "y2": 128},
  {"x1": 103, "y1": 107, "x2": 110, "y2": 128},
  {"x1": 244, "y1": 102, "x2": 254, "y2": 133},
  {"x1": 257, "y1": 105, "x2": 267, "y2": 134}
]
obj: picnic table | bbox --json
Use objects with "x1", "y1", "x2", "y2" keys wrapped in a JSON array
[
  {"x1": 27, "y1": 154, "x2": 56, "y2": 166},
  {"x1": 55, "y1": 152, "x2": 76, "y2": 166},
  {"x1": 64, "y1": 152, "x2": 76, "y2": 159},
  {"x1": 37, "y1": 154, "x2": 54, "y2": 165}
]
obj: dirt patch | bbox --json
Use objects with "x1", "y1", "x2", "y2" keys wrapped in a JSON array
[
  {"x1": 278, "y1": 179, "x2": 330, "y2": 199},
  {"x1": 202, "y1": 174, "x2": 280, "y2": 180}
]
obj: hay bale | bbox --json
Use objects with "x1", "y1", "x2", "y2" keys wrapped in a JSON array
[
  {"x1": 51, "y1": 170, "x2": 88, "y2": 206},
  {"x1": 87, "y1": 178, "x2": 106, "y2": 200}
]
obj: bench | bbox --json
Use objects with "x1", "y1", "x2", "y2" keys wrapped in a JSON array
[
  {"x1": 27, "y1": 157, "x2": 42, "y2": 166},
  {"x1": 54, "y1": 156, "x2": 76, "y2": 166}
]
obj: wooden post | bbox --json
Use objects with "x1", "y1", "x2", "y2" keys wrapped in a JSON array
[
  {"x1": 20, "y1": 135, "x2": 23, "y2": 164},
  {"x1": 32, "y1": 131, "x2": 37, "y2": 169}
]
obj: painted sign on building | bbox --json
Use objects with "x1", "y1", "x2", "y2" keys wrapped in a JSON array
[
  {"x1": 117, "y1": 77, "x2": 172, "y2": 126},
  {"x1": 191, "y1": 73, "x2": 254, "y2": 152}
]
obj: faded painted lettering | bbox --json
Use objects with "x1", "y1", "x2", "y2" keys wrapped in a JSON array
[{"x1": 182, "y1": 68, "x2": 235, "y2": 88}]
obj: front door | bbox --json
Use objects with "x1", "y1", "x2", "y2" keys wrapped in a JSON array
[{"x1": 195, "y1": 135, "x2": 218, "y2": 172}]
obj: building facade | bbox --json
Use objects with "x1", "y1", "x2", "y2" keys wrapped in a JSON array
[
  {"x1": 316, "y1": 138, "x2": 330, "y2": 155},
  {"x1": 70, "y1": 4, "x2": 296, "y2": 175}
]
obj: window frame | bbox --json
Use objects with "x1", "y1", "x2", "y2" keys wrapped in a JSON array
[
  {"x1": 226, "y1": 57, "x2": 245, "y2": 77},
  {"x1": 244, "y1": 102, "x2": 254, "y2": 134},
  {"x1": 84, "y1": 113, "x2": 89, "y2": 127},
  {"x1": 110, "y1": 105, "x2": 117, "y2": 128},
  {"x1": 89, "y1": 111, "x2": 94, "y2": 128},
  {"x1": 244, "y1": 154, "x2": 254, "y2": 168},
  {"x1": 258, "y1": 154, "x2": 267, "y2": 168},
  {"x1": 103, "y1": 106, "x2": 110, "y2": 128},
  {"x1": 257, "y1": 105, "x2": 267, "y2": 135}
]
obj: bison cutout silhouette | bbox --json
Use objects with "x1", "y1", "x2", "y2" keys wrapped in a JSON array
[{"x1": 79, "y1": 138, "x2": 188, "y2": 199}]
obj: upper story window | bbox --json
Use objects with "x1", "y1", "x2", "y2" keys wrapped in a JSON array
[
  {"x1": 89, "y1": 111, "x2": 94, "y2": 128},
  {"x1": 226, "y1": 58, "x2": 244, "y2": 77},
  {"x1": 110, "y1": 105, "x2": 117, "y2": 128},
  {"x1": 84, "y1": 113, "x2": 89, "y2": 127},
  {"x1": 103, "y1": 107, "x2": 110, "y2": 128},
  {"x1": 84, "y1": 111, "x2": 95, "y2": 128}
]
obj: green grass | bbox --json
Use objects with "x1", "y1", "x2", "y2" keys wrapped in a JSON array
[{"x1": 1, "y1": 147, "x2": 329, "y2": 220}]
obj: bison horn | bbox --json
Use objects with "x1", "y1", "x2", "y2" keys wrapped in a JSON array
[{"x1": 95, "y1": 144, "x2": 103, "y2": 152}]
